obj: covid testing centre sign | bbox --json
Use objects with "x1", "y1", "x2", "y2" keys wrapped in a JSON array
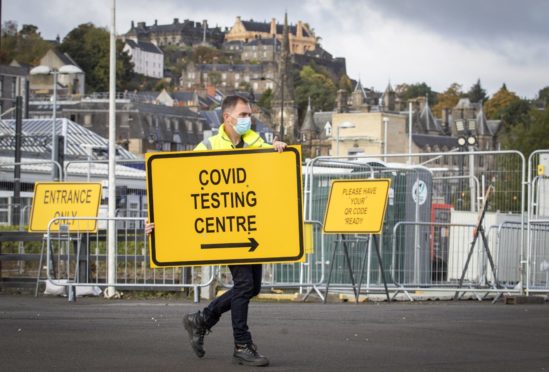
[
  {"x1": 146, "y1": 146, "x2": 304, "y2": 267},
  {"x1": 323, "y1": 179, "x2": 391, "y2": 234},
  {"x1": 29, "y1": 182, "x2": 103, "y2": 232}
]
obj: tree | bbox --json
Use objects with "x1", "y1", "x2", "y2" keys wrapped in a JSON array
[
  {"x1": 502, "y1": 107, "x2": 549, "y2": 158},
  {"x1": 60, "y1": 23, "x2": 133, "y2": 92},
  {"x1": 538, "y1": 86, "x2": 549, "y2": 107},
  {"x1": 396, "y1": 82, "x2": 437, "y2": 106},
  {"x1": 467, "y1": 79, "x2": 487, "y2": 103},
  {"x1": 338, "y1": 74, "x2": 353, "y2": 93},
  {"x1": 432, "y1": 83, "x2": 463, "y2": 118},
  {"x1": 484, "y1": 84, "x2": 520, "y2": 120},
  {"x1": 294, "y1": 65, "x2": 336, "y2": 121},
  {"x1": 0, "y1": 21, "x2": 51, "y2": 64},
  {"x1": 257, "y1": 88, "x2": 273, "y2": 113}
]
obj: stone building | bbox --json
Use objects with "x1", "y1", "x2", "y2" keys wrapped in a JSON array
[
  {"x1": 29, "y1": 93, "x2": 206, "y2": 156},
  {"x1": 123, "y1": 18, "x2": 225, "y2": 48},
  {"x1": 0, "y1": 64, "x2": 29, "y2": 119},
  {"x1": 123, "y1": 39, "x2": 164, "y2": 79},
  {"x1": 225, "y1": 16, "x2": 316, "y2": 55},
  {"x1": 28, "y1": 49, "x2": 85, "y2": 97},
  {"x1": 179, "y1": 61, "x2": 277, "y2": 93}
]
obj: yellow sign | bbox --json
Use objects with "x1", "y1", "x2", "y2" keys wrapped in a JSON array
[
  {"x1": 29, "y1": 182, "x2": 102, "y2": 232},
  {"x1": 323, "y1": 179, "x2": 391, "y2": 234},
  {"x1": 538, "y1": 164, "x2": 545, "y2": 176},
  {"x1": 146, "y1": 146, "x2": 304, "y2": 267}
]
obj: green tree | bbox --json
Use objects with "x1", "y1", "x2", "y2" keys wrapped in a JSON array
[
  {"x1": 338, "y1": 74, "x2": 353, "y2": 92},
  {"x1": 537, "y1": 86, "x2": 549, "y2": 107},
  {"x1": 207, "y1": 71, "x2": 222, "y2": 85},
  {"x1": 396, "y1": 82, "x2": 437, "y2": 106},
  {"x1": 60, "y1": 23, "x2": 133, "y2": 92},
  {"x1": 467, "y1": 79, "x2": 488, "y2": 103},
  {"x1": 0, "y1": 21, "x2": 51, "y2": 64},
  {"x1": 484, "y1": 84, "x2": 520, "y2": 120},
  {"x1": 432, "y1": 83, "x2": 463, "y2": 118},
  {"x1": 257, "y1": 88, "x2": 273, "y2": 113},
  {"x1": 502, "y1": 107, "x2": 549, "y2": 158},
  {"x1": 295, "y1": 65, "x2": 336, "y2": 121}
]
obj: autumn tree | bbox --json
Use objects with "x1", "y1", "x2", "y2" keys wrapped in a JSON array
[
  {"x1": 432, "y1": 83, "x2": 463, "y2": 118},
  {"x1": 483, "y1": 84, "x2": 520, "y2": 120}
]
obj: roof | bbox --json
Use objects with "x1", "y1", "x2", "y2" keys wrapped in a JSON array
[
  {"x1": 0, "y1": 64, "x2": 28, "y2": 76},
  {"x1": 125, "y1": 39, "x2": 163, "y2": 54},
  {"x1": 0, "y1": 155, "x2": 145, "y2": 186},
  {"x1": 0, "y1": 118, "x2": 137, "y2": 160},
  {"x1": 240, "y1": 20, "x2": 310, "y2": 38},
  {"x1": 171, "y1": 91, "x2": 196, "y2": 102},
  {"x1": 245, "y1": 38, "x2": 280, "y2": 47},
  {"x1": 198, "y1": 63, "x2": 265, "y2": 73},
  {"x1": 48, "y1": 49, "x2": 81, "y2": 69},
  {"x1": 419, "y1": 102, "x2": 444, "y2": 133},
  {"x1": 412, "y1": 134, "x2": 458, "y2": 149}
]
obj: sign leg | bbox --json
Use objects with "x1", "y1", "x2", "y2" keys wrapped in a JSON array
[
  {"x1": 341, "y1": 236, "x2": 358, "y2": 303},
  {"x1": 323, "y1": 236, "x2": 340, "y2": 303},
  {"x1": 373, "y1": 235, "x2": 391, "y2": 302}
]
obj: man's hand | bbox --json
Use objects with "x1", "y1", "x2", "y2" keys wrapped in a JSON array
[
  {"x1": 272, "y1": 136, "x2": 287, "y2": 153},
  {"x1": 145, "y1": 221, "x2": 155, "y2": 236}
]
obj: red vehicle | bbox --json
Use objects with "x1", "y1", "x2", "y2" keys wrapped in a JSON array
[{"x1": 431, "y1": 203, "x2": 452, "y2": 281}]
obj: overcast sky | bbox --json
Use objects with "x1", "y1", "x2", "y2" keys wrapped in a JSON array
[{"x1": 3, "y1": 0, "x2": 549, "y2": 98}]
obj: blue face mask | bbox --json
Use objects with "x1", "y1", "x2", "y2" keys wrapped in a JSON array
[{"x1": 234, "y1": 117, "x2": 252, "y2": 135}]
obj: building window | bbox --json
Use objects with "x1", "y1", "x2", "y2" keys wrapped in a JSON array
[
  {"x1": 11, "y1": 77, "x2": 17, "y2": 97},
  {"x1": 0, "y1": 197, "x2": 10, "y2": 225}
]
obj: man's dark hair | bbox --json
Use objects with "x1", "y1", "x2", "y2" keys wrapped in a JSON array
[{"x1": 222, "y1": 95, "x2": 249, "y2": 114}]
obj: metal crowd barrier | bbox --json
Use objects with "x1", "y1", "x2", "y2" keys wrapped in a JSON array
[{"x1": 42, "y1": 216, "x2": 215, "y2": 302}]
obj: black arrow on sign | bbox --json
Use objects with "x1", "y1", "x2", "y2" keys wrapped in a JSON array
[{"x1": 201, "y1": 238, "x2": 259, "y2": 252}]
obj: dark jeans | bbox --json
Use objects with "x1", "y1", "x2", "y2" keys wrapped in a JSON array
[{"x1": 202, "y1": 264, "x2": 262, "y2": 344}]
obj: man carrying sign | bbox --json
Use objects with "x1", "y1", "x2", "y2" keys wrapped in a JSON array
[{"x1": 146, "y1": 95, "x2": 285, "y2": 366}]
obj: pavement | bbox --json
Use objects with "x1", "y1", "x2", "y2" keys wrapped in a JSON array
[{"x1": 1, "y1": 293, "x2": 549, "y2": 371}]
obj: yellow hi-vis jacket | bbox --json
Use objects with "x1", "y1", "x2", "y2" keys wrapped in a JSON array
[{"x1": 194, "y1": 124, "x2": 272, "y2": 150}]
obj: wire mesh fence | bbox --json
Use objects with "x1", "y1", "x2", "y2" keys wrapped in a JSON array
[{"x1": 0, "y1": 149, "x2": 546, "y2": 300}]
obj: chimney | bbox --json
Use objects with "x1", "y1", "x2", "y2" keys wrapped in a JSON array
[
  {"x1": 173, "y1": 18, "x2": 179, "y2": 24},
  {"x1": 442, "y1": 108, "x2": 449, "y2": 132},
  {"x1": 270, "y1": 18, "x2": 276, "y2": 36},
  {"x1": 297, "y1": 21, "x2": 303, "y2": 38},
  {"x1": 336, "y1": 89, "x2": 349, "y2": 113},
  {"x1": 131, "y1": 20, "x2": 135, "y2": 29},
  {"x1": 154, "y1": 19, "x2": 158, "y2": 26},
  {"x1": 202, "y1": 20, "x2": 208, "y2": 43}
]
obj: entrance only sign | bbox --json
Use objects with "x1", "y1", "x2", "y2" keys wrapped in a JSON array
[
  {"x1": 323, "y1": 179, "x2": 391, "y2": 234},
  {"x1": 29, "y1": 182, "x2": 102, "y2": 232},
  {"x1": 146, "y1": 146, "x2": 304, "y2": 267}
]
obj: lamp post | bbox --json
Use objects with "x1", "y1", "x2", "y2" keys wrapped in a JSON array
[
  {"x1": 30, "y1": 64, "x2": 83, "y2": 180},
  {"x1": 383, "y1": 117, "x2": 389, "y2": 162},
  {"x1": 336, "y1": 121, "x2": 355, "y2": 156}
]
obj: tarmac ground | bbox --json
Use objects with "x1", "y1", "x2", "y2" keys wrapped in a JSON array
[{"x1": 1, "y1": 293, "x2": 549, "y2": 371}]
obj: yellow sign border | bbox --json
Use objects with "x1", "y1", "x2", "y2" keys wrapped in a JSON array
[
  {"x1": 146, "y1": 147, "x2": 304, "y2": 267},
  {"x1": 323, "y1": 178, "x2": 391, "y2": 234},
  {"x1": 28, "y1": 182, "x2": 103, "y2": 233}
]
